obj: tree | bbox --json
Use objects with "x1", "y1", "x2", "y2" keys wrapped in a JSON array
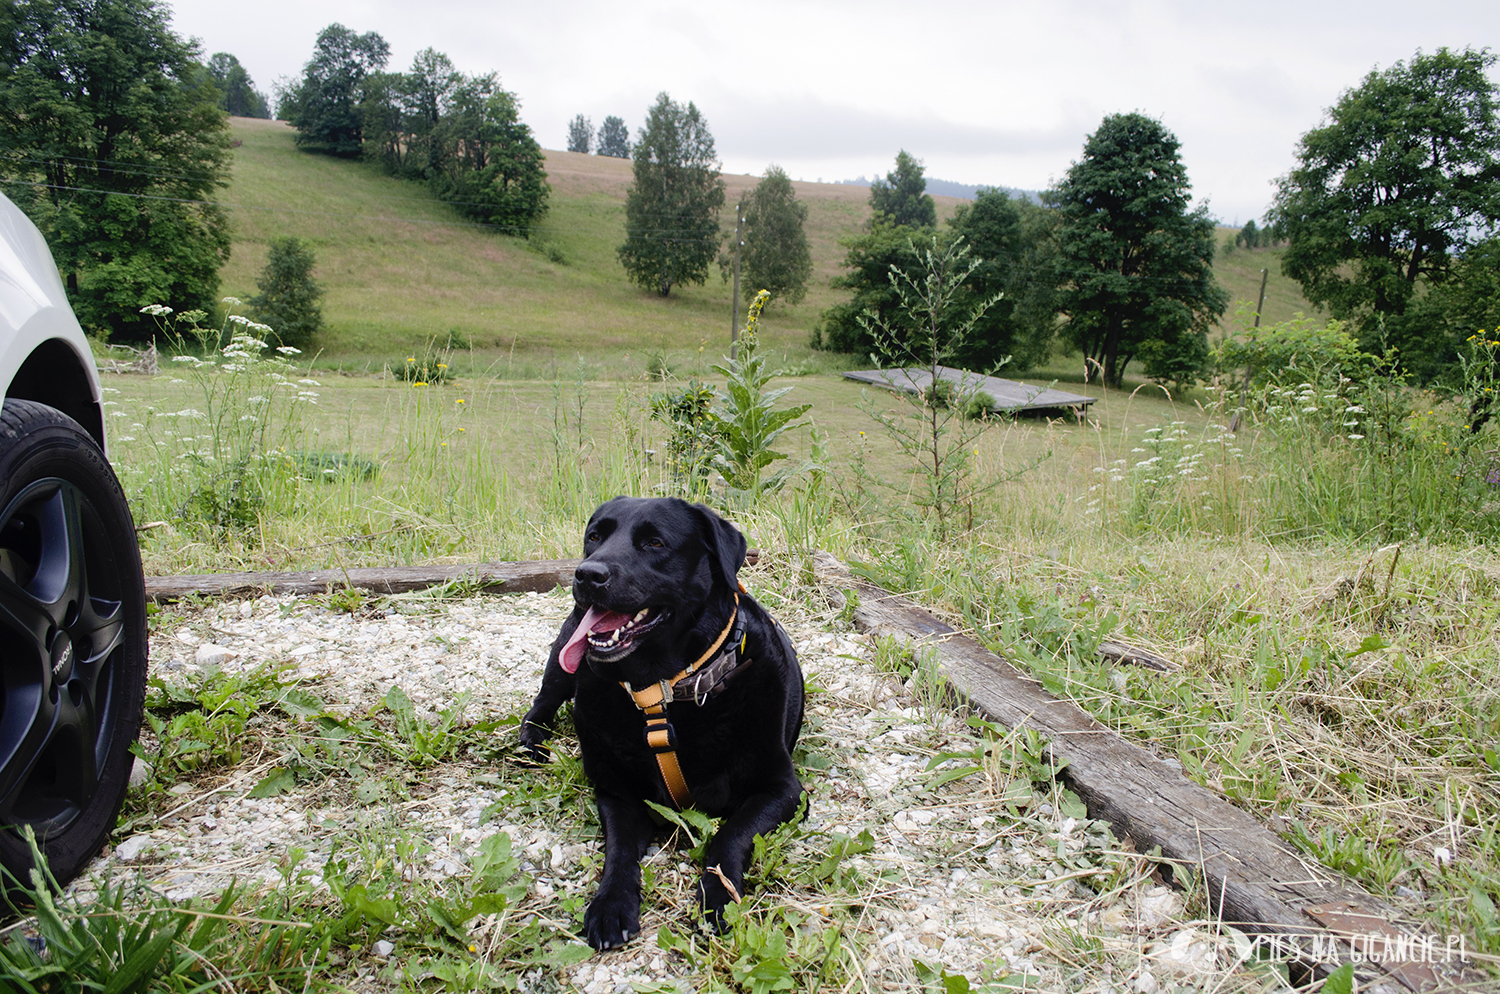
[
  {"x1": 0, "y1": 0, "x2": 232, "y2": 341},
  {"x1": 205, "y1": 52, "x2": 270, "y2": 118},
  {"x1": 1047, "y1": 113, "x2": 1227, "y2": 388},
  {"x1": 869, "y1": 150, "x2": 937, "y2": 229},
  {"x1": 566, "y1": 113, "x2": 592, "y2": 153},
  {"x1": 428, "y1": 77, "x2": 549, "y2": 234},
  {"x1": 1269, "y1": 47, "x2": 1500, "y2": 379},
  {"x1": 618, "y1": 93, "x2": 724, "y2": 296},
  {"x1": 946, "y1": 188, "x2": 1058, "y2": 370},
  {"x1": 597, "y1": 115, "x2": 629, "y2": 157},
  {"x1": 817, "y1": 151, "x2": 941, "y2": 353},
  {"x1": 814, "y1": 217, "x2": 925, "y2": 353},
  {"x1": 858, "y1": 237, "x2": 1025, "y2": 539},
  {"x1": 248, "y1": 237, "x2": 323, "y2": 348},
  {"x1": 281, "y1": 23, "x2": 389, "y2": 157},
  {"x1": 729, "y1": 165, "x2": 812, "y2": 307}
]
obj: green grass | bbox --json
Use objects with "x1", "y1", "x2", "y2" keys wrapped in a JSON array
[{"x1": 1213, "y1": 230, "x2": 1318, "y2": 332}]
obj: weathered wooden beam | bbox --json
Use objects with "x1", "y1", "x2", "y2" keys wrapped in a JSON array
[
  {"x1": 143, "y1": 549, "x2": 764, "y2": 603},
  {"x1": 144, "y1": 559, "x2": 580, "y2": 602},
  {"x1": 812, "y1": 551, "x2": 1474, "y2": 993}
]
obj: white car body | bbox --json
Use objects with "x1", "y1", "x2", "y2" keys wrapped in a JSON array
[{"x1": 0, "y1": 192, "x2": 107, "y2": 450}]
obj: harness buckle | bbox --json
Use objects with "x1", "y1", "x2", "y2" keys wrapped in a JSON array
[{"x1": 643, "y1": 717, "x2": 679, "y2": 753}]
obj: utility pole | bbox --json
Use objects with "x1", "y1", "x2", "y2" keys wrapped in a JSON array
[
  {"x1": 730, "y1": 201, "x2": 744, "y2": 360},
  {"x1": 1233, "y1": 268, "x2": 1269, "y2": 431}
]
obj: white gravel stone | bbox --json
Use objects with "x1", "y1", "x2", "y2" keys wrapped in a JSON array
[{"x1": 59, "y1": 584, "x2": 1244, "y2": 993}]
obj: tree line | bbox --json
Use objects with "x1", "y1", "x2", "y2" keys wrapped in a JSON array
[
  {"x1": 566, "y1": 114, "x2": 630, "y2": 158},
  {"x1": 809, "y1": 46, "x2": 1500, "y2": 388},
  {"x1": 278, "y1": 25, "x2": 550, "y2": 235}
]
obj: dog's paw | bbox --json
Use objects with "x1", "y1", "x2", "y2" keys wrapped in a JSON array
[
  {"x1": 517, "y1": 721, "x2": 552, "y2": 764},
  {"x1": 583, "y1": 891, "x2": 640, "y2": 951},
  {"x1": 696, "y1": 868, "x2": 743, "y2": 934}
]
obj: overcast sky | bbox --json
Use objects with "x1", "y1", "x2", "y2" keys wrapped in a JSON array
[{"x1": 166, "y1": 0, "x2": 1498, "y2": 225}]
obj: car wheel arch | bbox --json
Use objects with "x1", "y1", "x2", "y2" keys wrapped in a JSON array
[{"x1": 4, "y1": 338, "x2": 104, "y2": 450}]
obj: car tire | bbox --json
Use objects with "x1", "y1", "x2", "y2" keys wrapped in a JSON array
[{"x1": 0, "y1": 398, "x2": 147, "y2": 886}]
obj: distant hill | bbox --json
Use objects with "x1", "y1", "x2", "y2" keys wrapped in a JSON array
[
  {"x1": 217, "y1": 119, "x2": 1308, "y2": 372},
  {"x1": 838, "y1": 175, "x2": 1042, "y2": 203}
]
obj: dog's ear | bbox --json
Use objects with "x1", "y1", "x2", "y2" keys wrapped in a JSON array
[{"x1": 691, "y1": 503, "x2": 747, "y2": 587}]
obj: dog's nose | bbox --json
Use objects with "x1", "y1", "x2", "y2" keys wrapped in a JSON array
[{"x1": 574, "y1": 560, "x2": 610, "y2": 590}]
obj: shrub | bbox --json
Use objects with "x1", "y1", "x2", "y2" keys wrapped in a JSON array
[{"x1": 248, "y1": 237, "x2": 324, "y2": 349}]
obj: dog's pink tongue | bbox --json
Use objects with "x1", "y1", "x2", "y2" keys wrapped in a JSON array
[{"x1": 560, "y1": 605, "x2": 632, "y2": 673}]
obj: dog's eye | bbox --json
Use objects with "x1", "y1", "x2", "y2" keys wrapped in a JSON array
[
  {"x1": 644, "y1": 536, "x2": 665, "y2": 549},
  {"x1": 585, "y1": 531, "x2": 600, "y2": 543}
]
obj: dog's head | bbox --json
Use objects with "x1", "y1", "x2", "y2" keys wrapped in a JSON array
[{"x1": 558, "y1": 496, "x2": 746, "y2": 677}]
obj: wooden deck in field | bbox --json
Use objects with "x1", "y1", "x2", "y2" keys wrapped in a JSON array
[{"x1": 842, "y1": 365, "x2": 1096, "y2": 413}]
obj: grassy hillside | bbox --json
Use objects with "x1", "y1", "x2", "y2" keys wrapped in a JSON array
[
  {"x1": 1212, "y1": 230, "x2": 1320, "y2": 333},
  {"x1": 219, "y1": 118, "x2": 1312, "y2": 379}
]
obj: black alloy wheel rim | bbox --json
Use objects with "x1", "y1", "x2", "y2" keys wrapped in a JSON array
[{"x1": 0, "y1": 478, "x2": 126, "y2": 836}]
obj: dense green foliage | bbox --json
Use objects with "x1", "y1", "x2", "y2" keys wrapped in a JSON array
[
  {"x1": 946, "y1": 188, "x2": 1058, "y2": 370},
  {"x1": 618, "y1": 92, "x2": 724, "y2": 296},
  {"x1": 1270, "y1": 47, "x2": 1500, "y2": 381},
  {"x1": 1218, "y1": 314, "x2": 1374, "y2": 388},
  {"x1": 869, "y1": 150, "x2": 937, "y2": 229},
  {"x1": 733, "y1": 165, "x2": 812, "y2": 307},
  {"x1": 818, "y1": 181, "x2": 1056, "y2": 370},
  {"x1": 205, "y1": 52, "x2": 270, "y2": 119},
  {"x1": 249, "y1": 237, "x2": 324, "y2": 348},
  {"x1": 280, "y1": 23, "x2": 390, "y2": 157},
  {"x1": 1047, "y1": 112, "x2": 1227, "y2": 388},
  {"x1": 286, "y1": 31, "x2": 549, "y2": 235},
  {"x1": 596, "y1": 114, "x2": 629, "y2": 157},
  {"x1": 566, "y1": 113, "x2": 591, "y2": 153},
  {"x1": 816, "y1": 153, "x2": 939, "y2": 355},
  {"x1": 0, "y1": 0, "x2": 231, "y2": 342},
  {"x1": 815, "y1": 217, "x2": 926, "y2": 355}
]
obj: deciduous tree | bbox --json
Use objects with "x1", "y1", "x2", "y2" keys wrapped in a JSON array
[
  {"x1": 594, "y1": 114, "x2": 630, "y2": 157},
  {"x1": 0, "y1": 0, "x2": 232, "y2": 341},
  {"x1": 249, "y1": 237, "x2": 323, "y2": 348},
  {"x1": 429, "y1": 78, "x2": 549, "y2": 234},
  {"x1": 1269, "y1": 47, "x2": 1500, "y2": 379},
  {"x1": 281, "y1": 23, "x2": 389, "y2": 157},
  {"x1": 566, "y1": 113, "x2": 592, "y2": 153},
  {"x1": 206, "y1": 52, "x2": 270, "y2": 118},
  {"x1": 946, "y1": 188, "x2": 1058, "y2": 370},
  {"x1": 596, "y1": 115, "x2": 629, "y2": 157},
  {"x1": 814, "y1": 218, "x2": 924, "y2": 353},
  {"x1": 729, "y1": 165, "x2": 812, "y2": 307},
  {"x1": 618, "y1": 92, "x2": 724, "y2": 296},
  {"x1": 1047, "y1": 113, "x2": 1227, "y2": 388}
]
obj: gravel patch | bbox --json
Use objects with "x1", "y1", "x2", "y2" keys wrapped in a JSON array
[{"x1": 76, "y1": 580, "x2": 1279, "y2": 992}]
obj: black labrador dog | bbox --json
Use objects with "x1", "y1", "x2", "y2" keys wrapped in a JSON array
[{"x1": 520, "y1": 496, "x2": 805, "y2": 950}]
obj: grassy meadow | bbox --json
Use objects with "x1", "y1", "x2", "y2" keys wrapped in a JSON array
[
  {"x1": 214, "y1": 118, "x2": 1302, "y2": 380},
  {"x1": 79, "y1": 119, "x2": 1500, "y2": 988}
]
